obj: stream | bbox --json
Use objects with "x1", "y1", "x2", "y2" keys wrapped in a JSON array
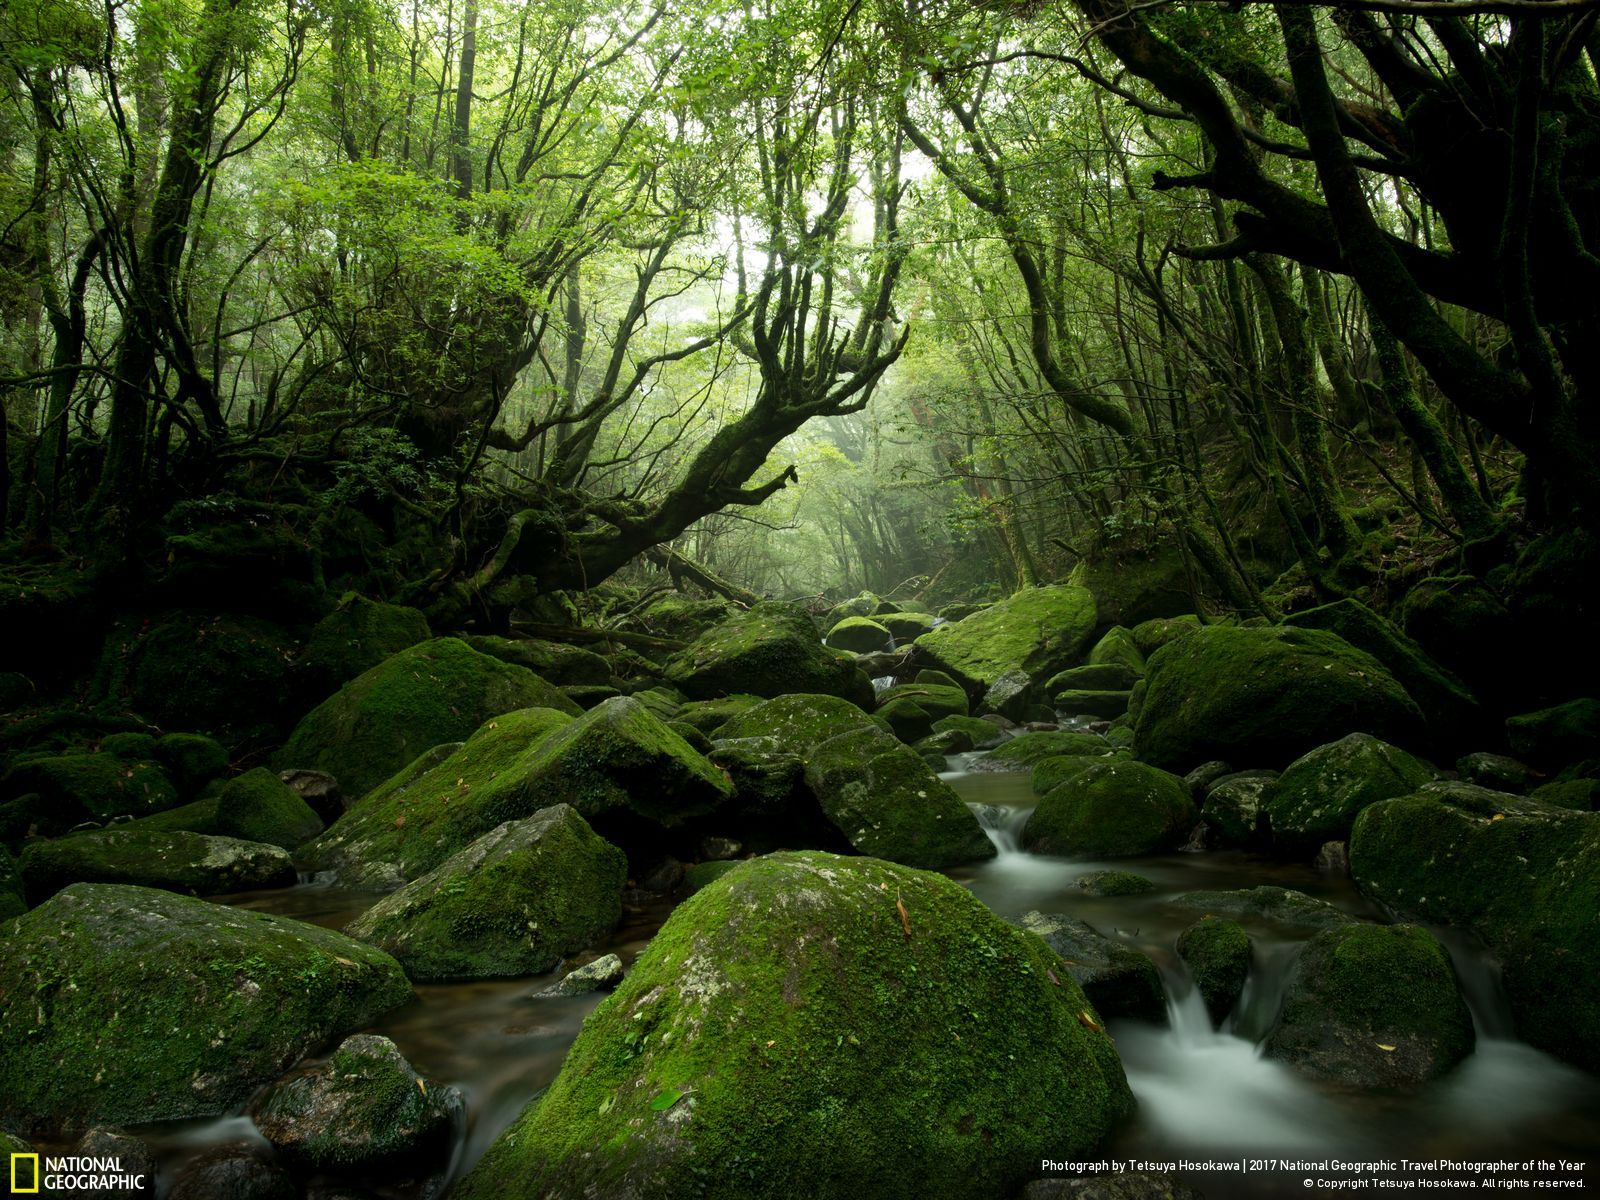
[{"x1": 123, "y1": 761, "x2": 1600, "y2": 1197}]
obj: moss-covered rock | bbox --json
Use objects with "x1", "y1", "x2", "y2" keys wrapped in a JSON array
[
  {"x1": 0, "y1": 846, "x2": 23, "y2": 919},
  {"x1": 1505, "y1": 698, "x2": 1600, "y2": 768},
  {"x1": 19, "y1": 828, "x2": 296, "y2": 903},
  {"x1": 98, "y1": 731, "x2": 158, "y2": 760},
  {"x1": 1176, "y1": 917, "x2": 1250, "y2": 1023},
  {"x1": 1264, "y1": 923, "x2": 1473, "y2": 1087},
  {"x1": 914, "y1": 728, "x2": 975, "y2": 758},
  {"x1": 1030, "y1": 755, "x2": 1101, "y2": 797},
  {"x1": 455, "y1": 852, "x2": 1133, "y2": 1200},
  {"x1": 1022, "y1": 760, "x2": 1195, "y2": 857},
  {"x1": 825, "y1": 616, "x2": 894, "y2": 653},
  {"x1": 0, "y1": 883, "x2": 412, "y2": 1128},
  {"x1": 464, "y1": 635, "x2": 613, "y2": 687},
  {"x1": 984, "y1": 730, "x2": 1110, "y2": 769},
  {"x1": 934, "y1": 714, "x2": 1006, "y2": 750},
  {"x1": 1264, "y1": 734, "x2": 1438, "y2": 855},
  {"x1": 1350, "y1": 783, "x2": 1600, "y2": 1070},
  {"x1": 1085, "y1": 626, "x2": 1146, "y2": 674},
  {"x1": 1067, "y1": 549, "x2": 1191, "y2": 629},
  {"x1": 1045, "y1": 664, "x2": 1140, "y2": 693},
  {"x1": 276, "y1": 638, "x2": 580, "y2": 801},
  {"x1": 666, "y1": 602, "x2": 874, "y2": 705},
  {"x1": 627, "y1": 595, "x2": 735, "y2": 641},
  {"x1": 302, "y1": 597, "x2": 431, "y2": 694},
  {"x1": 213, "y1": 767, "x2": 324, "y2": 850},
  {"x1": 2, "y1": 752, "x2": 179, "y2": 829},
  {"x1": 912, "y1": 585, "x2": 1097, "y2": 695},
  {"x1": 153, "y1": 733, "x2": 230, "y2": 797},
  {"x1": 716, "y1": 692, "x2": 889, "y2": 745},
  {"x1": 631, "y1": 685, "x2": 686, "y2": 721},
  {"x1": 1202, "y1": 772, "x2": 1277, "y2": 846},
  {"x1": 880, "y1": 612, "x2": 937, "y2": 641},
  {"x1": 682, "y1": 858, "x2": 741, "y2": 894},
  {"x1": 1050, "y1": 690, "x2": 1131, "y2": 720},
  {"x1": 1076, "y1": 869, "x2": 1156, "y2": 897},
  {"x1": 675, "y1": 695, "x2": 765, "y2": 736},
  {"x1": 876, "y1": 683, "x2": 969, "y2": 744},
  {"x1": 1133, "y1": 626, "x2": 1424, "y2": 771},
  {"x1": 1530, "y1": 778, "x2": 1600, "y2": 810},
  {"x1": 1167, "y1": 885, "x2": 1354, "y2": 932},
  {"x1": 979, "y1": 669, "x2": 1040, "y2": 721},
  {"x1": 251, "y1": 1034, "x2": 460, "y2": 1170},
  {"x1": 1019, "y1": 911, "x2": 1165, "y2": 1022},
  {"x1": 343, "y1": 805, "x2": 625, "y2": 980},
  {"x1": 937, "y1": 602, "x2": 990, "y2": 623},
  {"x1": 1456, "y1": 752, "x2": 1534, "y2": 792},
  {"x1": 822, "y1": 591, "x2": 885, "y2": 627},
  {"x1": 1396, "y1": 575, "x2": 1516, "y2": 697},
  {"x1": 1128, "y1": 615, "x2": 1199, "y2": 657}
]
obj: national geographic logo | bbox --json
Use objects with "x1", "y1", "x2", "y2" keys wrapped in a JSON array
[{"x1": 8, "y1": 1154, "x2": 149, "y2": 1195}]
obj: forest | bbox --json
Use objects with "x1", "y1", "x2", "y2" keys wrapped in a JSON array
[{"x1": 0, "y1": 0, "x2": 1597, "y2": 1193}]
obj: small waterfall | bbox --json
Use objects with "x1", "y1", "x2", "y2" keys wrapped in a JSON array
[
  {"x1": 969, "y1": 802, "x2": 1031, "y2": 854},
  {"x1": 871, "y1": 675, "x2": 897, "y2": 693}
]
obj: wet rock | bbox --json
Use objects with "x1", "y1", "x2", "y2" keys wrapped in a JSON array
[
  {"x1": 1022, "y1": 759, "x2": 1196, "y2": 858},
  {"x1": 984, "y1": 730, "x2": 1110, "y2": 769},
  {"x1": 934, "y1": 714, "x2": 1007, "y2": 750},
  {"x1": 1075, "y1": 869, "x2": 1156, "y2": 897},
  {"x1": 914, "y1": 728, "x2": 975, "y2": 757},
  {"x1": 825, "y1": 616, "x2": 893, "y2": 653},
  {"x1": 1030, "y1": 755, "x2": 1102, "y2": 798},
  {"x1": 533, "y1": 953, "x2": 625, "y2": 997},
  {"x1": 913, "y1": 584, "x2": 1098, "y2": 695},
  {"x1": 1455, "y1": 751, "x2": 1535, "y2": 792},
  {"x1": 1183, "y1": 760, "x2": 1233, "y2": 797},
  {"x1": 1166, "y1": 885, "x2": 1355, "y2": 932},
  {"x1": 458, "y1": 853, "x2": 1133, "y2": 1200},
  {"x1": 213, "y1": 767, "x2": 324, "y2": 850},
  {"x1": 278, "y1": 768, "x2": 344, "y2": 821},
  {"x1": 1176, "y1": 917, "x2": 1251, "y2": 1023},
  {"x1": 1050, "y1": 689, "x2": 1131, "y2": 720},
  {"x1": 19, "y1": 828, "x2": 295, "y2": 904},
  {"x1": 68, "y1": 1128, "x2": 156, "y2": 1199},
  {"x1": 1315, "y1": 841, "x2": 1350, "y2": 875},
  {"x1": 167, "y1": 1144, "x2": 294, "y2": 1200},
  {"x1": 1019, "y1": 911, "x2": 1166, "y2": 1022},
  {"x1": 252, "y1": 1034, "x2": 460, "y2": 1170},
  {"x1": 1264, "y1": 733, "x2": 1438, "y2": 855},
  {"x1": 665, "y1": 601, "x2": 875, "y2": 705},
  {"x1": 1530, "y1": 777, "x2": 1600, "y2": 810},
  {"x1": 1264, "y1": 923, "x2": 1473, "y2": 1087},
  {"x1": 1200, "y1": 771, "x2": 1277, "y2": 846},
  {"x1": 0, "y1": 883, "x2": 411, "y2": 1127},
  {"x1": 640, "y1": 856, "x2": 686, "y2": 893},
  {"x1": 979, "y1": 668, "x2": 1036, "y2": 722}
]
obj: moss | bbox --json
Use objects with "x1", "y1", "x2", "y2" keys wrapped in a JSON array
[
  {"x1": 19, "y1": 827, "x2": 296, "y2": 903},
  {"x1": 1505, "y1": 698, "x2": 1600, "y2": 768},
  {"x1": 1265, "y1": 734, "x2": 1437, "y2": 854},
  {"x1": 1167, "y1": 885, "x2": 1354, "y2": 932},
  {"x1": 1456, "y1": 752, "x2": 1534, "y2": 792},
  {"x1": 984, "y1": 731, "x2": 1109, "y2": 768},
  {"x1": 1021, "y1": 759, "x2": 1196, "y2": 857},
  {"x1": 912, "y1": 585, "x2": 1097, "y2": 693},
  {"x1": 121, "y1": 797, "x2": 221, "y2": 836},
  {"x1": 916, "y1": 669, "x2": 961, "y2": 688},
  {"x1": 2, "y1": 752, "x2": 180, "y2": 827},
  {"x1": 1133, "y1": 625, "x2": 1425, "y2": 771},
  {"x1": 717, "y1": 693, "x2": 890, "y2": 747},
  {"x1": 632, "y1": 686, "x2": 686, "y2": 721},
  {"x1": 1049, "y1": 690, "x2": 1131, "y2": 720},
  {"x1": 1396, "y1": 575, "x2": 1515, "y2": 695},
  {"x1": 302, "y1": 596, "x2": 431, "y2": 693},
  {"x1": 629, "y1": 596, "x2": 735, "y2": 641},
  {"x1": 153, "y1": 733, "x2": 230, "y2": 797},
  {"x1": 0, "y1": 882, "x2": 412, "y2": 1128},
  {"x1": 1176, "y1": 917, "x2": 1250, "y2": 1023},
  {"x1": 675, "y1": 695, "x2": 766, "y2": 736},
  {"x1": 1067, "y1": 548, "x2": 1191, "y2": 629},
  {"x1": 822, "y1": 592, "x2": 884, "y2": 626},
  {"x1": 1264, "y1": 923, "x2": 1473, "y2": 1087},
  {"x1": 1030, "y1": 755, "x2": 1101, "y2": 797},
  {"x1": 463, "y1": 635, "x2": 612, "y2": 686},
  {"x1": 1350, "y1": 784, "x2": 1600, "y2": 1071},
  {"x1": 99, "y1": 731, "x2": 158, "y2": 760},
  {"x1": 1202, "y1": 774, "x2": 1276, "y2": 846},
  {"x1": 683, "y1": 858, "x2": 742, "y2": 894},
  {"x1": 932, "y1": 715, "x2": 1002, "y2": 748},
  {"x1": 0, "y1": 847, "x2": 23, "y2": 919},
  {"x1": 825, "y1": 616, "x2": 894, "y2": 653},
  {"x1": 1085, "y1": 626, "x2": 1146, "y2": 674},
  {"x1": 344, "y1": 805, "x2": 626, "y2": 980},
  {"x1": 1530, "y1": 778, "x2": 1599, "y2": 810},
  {"x1": 936, "y1": 602, "x2": 990, "y2": 622},
  {"x1": 1128, "y1": 615, "x2": 1200, "y2": 657},
  {"x1": 275, "y1": 637, "x2": 581, "y2": 802},
  {"x1": 1021, "y1": 911, "x2": 1166, "y2": 1021},
  {"x1": 666, "y1": 602, "x2": 875, "y2": 705},
  {"x1": 913, "y1": 729, "x2": 975, "y2": 757},
  {"x1": 214, "y1": 767, "x2": 324, "y2": 850},
  {"x1": 1076, "y1": 869, "x2": 1156, "y2": 897},
  {"x1": 879, "y1": 613, "x2": 936, "y2": 641},
  {"x1": 668, "y1": 720, "x2": 713, "y2": 755},
  {"x1": 455, "y1": 852, "x2": 1133, "y2": 1200},
  {"x1": 875, "y1": 683, "x2": 969, "y2": 744},
  {"x1": 1044, "y1": 664, "x2": 1140, "y2": 692}
]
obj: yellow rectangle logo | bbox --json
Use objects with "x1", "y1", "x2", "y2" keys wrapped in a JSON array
[{"x1": 10, "y1": 1152, "x2": 40, "y2": 1194}]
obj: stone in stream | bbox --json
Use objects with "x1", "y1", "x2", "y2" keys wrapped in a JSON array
[
  {"x1": 1199, "y1": 771, "x2": 1277, "y2": 846},
  {"x1": 1050, "y1": 689, "x2": 1132, "y2": 720},
  {"x1": 212, "y1": 766, "x2": 324, "y2": 850},
  {"x1": 1175, "y1": 917, "x2": 1251, "y2": 1024},
  {"x1": 1019, "y1": 911, "x2": 1166, "y2": 1022},
  {"x1": 1021, "y1": 759, "x2": 1196, "y2": 858},
  {"x1": 275, "y1": 637, "x2": 580, "y2": 801},
  {"x1": 0, "y1": 883, "x2": 412, "y2": 1127},
  {"x1": 342, "y1": 805, "x2": 625, "y2": 981},
  {"x1": 455, "y1": 852, "x2": 1133, "y2": 1200},
  {"x1": 1264, "y1": 922, "x2": 1473, "y2": 1087},
  {"x1": 934, "y1": 713, "x2": 1007, "y2": 750},
  {"x1": 532, "y1": 953, "x2": 625, "y2": 997},
  {"x1": 914, "y1": 728, "x2": 976, "y2": 758},
  {"x1": 1351, "y1": 781, "x2": 1600, "y2": 1071},
  {"x1": 167, "y1": 1144, "x2": 295, "y2": 1200},
  {"x1": 1075, "y1": 869, "x2": 1156, "y2": 897},
  {"x1": 1133, "y1": 625, "x2": 1425, "y2": 772},
  {"x1": 979, "y1": 668, "x2": 1038, "y2": 721},
  {"x1": 875, "y1": 681, "x2": 969, "y2": 743},
  {"x1": 1263, "y1": 733, "x2": 1438, "y2": 855},
  {"x1": 825, "y1": 615, "x2": 894, "y2": 653},
  {"x1": 983, "y1": 730, "x2": 1111, "y2": 769},
  {"x1": 19, "y1": 827, "x2": 296, "y2": 904},
  {"x1": 1165, "y1": 885, "x2": 1355, "y2": 932},
  {"x1": 880, "y1": 612, "x2": 936, "y2": 641},
  {"x1": 912, "y1": 584, "x2": 1098, "y2": 696},
  {"x1": 664, "y1": 601, "x2": 875, "y2": 705},
  {"x1": 251, "y1": 1034, "x2": 461, "y2": 1170}
]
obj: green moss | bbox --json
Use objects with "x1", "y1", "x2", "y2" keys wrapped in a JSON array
[
  {"x1": 121, "y1": 797, "x2": 221, "y2": 836},
  {"x1": 666, "y1": 602, "x2": 875, "y2": 705},
  {"x1": 879, "y1": 613, "x2": 936, "y2": 641},
  {"x1": 675, "y1": 695, "x2": 766, "y2": 736},
  {"x1": 1030, "y1": 755, "x2": 1101, "y2": 797},
  {"x1": 19, "y1": 828, "x2": 296, "y2": 903},
  {"x1": 0, "y1": 883, "x2": 412, "y2": 1128},
  {"x1": 984, "y1": 731, "x2": 1109, "y2": 768},
  {"x1": 1049, "y1": 690, "x2": 1131, "y2": 720},
  {"x1": 875, "y1": 683, "x2": 969, "y2": 744},
  {"x1": 932, "y1": 715, "x2": 1002, "y2": 748},
  {"x1": 936, "y1": 602, "x2": 989, "y2": 623},
  {"x1": 214, "y1": 767, "x2": 325, "y2": 850},
  {"x1": 1176, "y1": 917, "x2": 1250, "y2": 1023},
  {"x1": 913, "y1": 729, "x2": 975, "y2": 757},
  {"x1": 1067, "y1": 548, "x2": 1190, "y2": 628},
  {"x1": 1128, "y1": 615, "x2": 1200, "y2": 657},
  {"x1": 912, "y1": 585, "x2": 1097, "y2": 693},
  {"x1": 1530, "y1": 778, "x2": 1599, "y2": 810},
  {"x1": 0, "y1": 847, "x2": 23, "y2": 919},
  {"x1": 825, "y1": 616, "x2": 894, "y2": 653},
  {"x1": 1075, "y1": 869, "x2": 1156, "y2": 897},
  {"x1": 344, "y1": 805, "x2": 626, "y2": 980},
  {"x1": 455, "y1": 852, "x2": 1133, "y2": 1200},
  {"x1": 1203, "y1": 774, "x2": 1276, "y2": 846},
  {"x1": 1265, "y1": 734, "x2": 1437, "y2": 854},
  {"x1": 2, "y1": 752, "x2": 180, "y2": 827},
  {"x1": 302, "y1": 596, "x2": 431, "y2": 692},
  {"x1": 1021, "y1": 759, "x2": 1196, "y2": 857},
  {"x1": 275, "y1": 637, "x2": 581, "y2": 801},
  {"x1": 463, "y1": 635, "x2": 612, "y2": 686},
  {"x1": 1085, "y1": 626, "x2": 1146, "y2": 674},
  {"x1": 99, "y1": 731, "x2": 158, "y2": 760},
  {"x1": 154, "y1": 733, "x2": 230, "y2": 797},
  {"x1": 1044, "y1": 664, "x2": 1140, "y2": 692},
  {"x1": 1167, "y1": 885, "x2": 1354, "y2": 932},
  {"x1": 1506, "y1": 698, "x2": 1600, "y2": 768},
  {"x1": 683, "y1": 859, "x2": 741, "y2": 894},
  {"x1": 716, "y1": 693, "x2": 890, "y2": 747}
]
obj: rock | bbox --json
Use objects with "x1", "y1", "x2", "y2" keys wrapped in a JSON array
[
  {"x1": 1200, "y1": 771, "x2": 1276, "y2": 846},
  {"x1": 667, "y1": 719, "x2": 712, "y2": 754},
  {"x1": 213, "y1": 767, "x2": 324, "y2": 850},
  {"x1": 1264, "y1": 923, "x2": 1473, "y2": 1087},
  {"x1": 934, "y1": 714, "x2": 1007, "y2": 750},
  {"x1": 19, "y1": 828, "x2": 296, "y2": 904},
  {"x1": 1023, "y1": 1173, "x2": 1204, "y2": 1200},
  {"x1": 1030, "y1": 754, "x2": 1102, "y2": 798},
  {"x1": 979, "y1": 668, "x2": 1036, "y2": 721},
  {"x1": 984, "y1": 730, "x2": 1109, "y2": 768},
  {"x1": 1456, "y1": 752, "x2": 1535, "y2": 792},
  {"x1": 627, "y1": 594, "x2": 734, "y2": 640},
  {"x1": 1019, "y1": 911, "x2": 1166, "y2": 1021},
  {"x1": 665, "y1": 601, "x2": 875, "y2": 705},
  {"x1": 0, "y1": 883, "x2": 411, "y2": 1127},
  {"x1": 278, "y1": 768, "x2": 344, "y2": 821},
  {"x1": 456, "y1": 853, "x2": 1133, "y2": 1200},
  {"x1": 1264, "y1": 734, "x2": 1438, "y2": 854},
  {"x1": 674, "y1": 695, "x2": 765, "y2": 736},
  {"x1": 1127, "y1": 615, "x2": 1200, "y2": 657},
  {"x1": 99, "y1": 731, "x2": 158, "y2": 760},
  {"x1": 1085, "y1": 626, "x2": 1147, "y2": 675},
  {"x1": 533, "y1": 953, "x2": 625, "y2": 997},
  {"x1": 1176, "y1": 917, "x2": 1251, "y2": 1023},
  {"x1": 913, "y1": 584, "x2": 1098, "y2": 696},
  {"x1": 1506, "y1": 698, "x2": 1600, "y2": 768},
  {"x1": 566, "y1": 684, "x2": 624, "y2": 709},
  {"x1": 1396, "y1": 575, "x2": 1516, "y2": 697},
  {"x1": 1022, "y1": 760, "x2": 1195, "y2": 857},
  {"x1": 1315, "y1": 841, "x2": 1350, "y2": 874},
  {"x1": 937, "y1": 601, "x2": 990, "y2": 622},
  {"x1": 879, "y1": 612, "x2": 936, "y2": 641},
  {"x1": 167, "y1": 1145, "x2": 295, "y2": 1200},
  {"x1": 822, "y1": 591, "x2": 886, "y2": 626},
  {"x1": 825, "y1": 616, "x2": 894, "y2": 653},
  {"x1": 699, "y1": 836, "x2": 741, "y2": 860},
  {"x1": 876, "y1": 682, "x2": 969, "y2": 743},
  {"x1": 251, "y1": 1034, "x2": 460, "y2": 1169},
  {"x1": 0, "y1": 847, "x2": 23, "y2": 918},
  {"x1": 302, "y1": 597, "x2": 431, "y2": 694},
  {"x1": 715, "y1": 692, "x2": 888, "y2": 746},
  {"x1": 153, "y1": 732, "x2": 231, "y2": 797},
  {"x1": 1530, "y1": 777, "x2": 1600, "y2": 810},
  {"x1": 343, "y1": 805, "x2": 625, "y2": 981},
  {"x1": 1067, "y1": 550, "x2": 1191, "y2": 630},
  {"x1": 1350, "y1": 783, "x2": 1600, "y2": 1070},
  {"x1": 639, "y1": 856, "x2": 686, "y2": 893},
  {"x1": 916, "y1": 668, "x2": 962, "y2": 688},
  {"x1": 1183, "y1": 760, "x2": 1233, "y2": 797},
  {"x1": 2, "y1": 753, "x2": 179, "y2": 831},
  {"x1": 1050, "y1": 689, "x2": 1131, "y2": 720},
  {"x1": 1046, "y1": 663, "x2": 1141, "y2": 693},
  {"x1": 463, "y1": 635, "x2": 612, "y2": 686},
  {"x1": 299, "y1": 699, "x2": 727, "y2": 885},
  {"x1": 915, "y1": 728, "x2": 974, "y2": 757},
  {"x1": 1076, "y1": 869, "x2": 1156, "y2": 897},
  {"x1": 682, "y1": 858, "x2": 741, "y2": 894},
  {"x1": 1166, "y1": 885, "x2": 1355, "y2": 932},
  {"x1": 706, "y1": 738, "x2": 809, "y2": 822},
  {"x1": 69, "y1": 1128, "x2": 157, "y2": 1199},
  {"x1": 630, "y1": 686, "x2": 684, "y2": 721},
  {"x1": 276, "y1": 637, "x2": 580, "y2": 801},
  {"x1": 1133, "y1": 626, "x2": 1424, "y2": 771}
]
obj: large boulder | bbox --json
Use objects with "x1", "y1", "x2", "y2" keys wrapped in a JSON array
[
  {"x1": 343, "y1": 806, "x2": 626, "y2": 980},
  {"x1": 1021, "y1": 759, "x2": 1195, "y2": 857},
  {"x1": 455, "y1": 852, "x2": 1133, "y2": 1200},
  {"x1": 213, "y1": 767, "x2": 324, "y2": 850},
  {"x1": 298, "y1": 700, "x2": 728, "y2": 886},
  {"x1": 301, "y1": 597, "x2": 431, "y2": 695},
  {"x1": 913, "y1": 585, "x2": 1098, "y2": 696},
  {"x1": 825, "y1": 616, "x2": 894, "y2": 653},
  {"x1": 665, "y1": 601, "x2": 874, "y2": 705},
  {"x1": 1067, "y1": 549, "x2": 1190, "y2": 629},
  {"x1": 1133, "y1": 626, "x2": 1425, "y2": 771},
  {"x1": 1264, "y1": 734, "x2": 1437, "y2": 855},
  {"x1": 875, "y1": 682, "x2": 969, "y2": 744},
  {"x1": 1264, "y1": 923, "x2": 1473, "y2": 1087},
  {"x1": 1505, "y1": 698, "x2": 1600, "y2": 768},
  {"x1": 1201, "y1": 771, "x2": 1277, "y2": 846},
  {"x1": 984, "y1": 730, "x2": 1110, "y2": 769},
  {"x1": 2, "y1": 752, "x2": 179, "y2": 831},
  {"x1": 1350, "y1": 783, "x2": 1600, "y2": 1071},
  {"x1": 275, "y1": 637, "x2": 580, "y2": 801},
  {"x1": 19, "y1": 828, "x2": 295, "y2": 904},
  {"x1": 0, "y1": 884, "x2": 411, "y2": 1127}
]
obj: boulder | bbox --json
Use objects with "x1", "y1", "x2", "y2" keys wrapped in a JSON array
[
  {"x1": 1530, "y1": 778, "x2": 1600, "y2": 810},
  {"x1": 880, "y1": 612, "x2": 937, "y2": 641},
  {"x1": 1456, "y1": 752, "x2": 1535, "y2": 792},
  {"x1": 1166, "y1": 885, "x2": 1355, "y2": 932},
  {"x1": 1075, "y1": 869, "x2": 1156, "y2": 897},
  {"x1": 533, "y1": 953, "x2": 626, "y2": 997},
  {"x1": 979, "y1": 669, "x2": 1037, "y2": 721},
  {"x1": 1176, "y1": 917, "x2": 1250, "y2": 1023},
  {"x1": 682, "y1": 858, "x2": 741, "y2": 894},
  {"x1": 937, "y1": 601, "x2": 990, "y2": 622},
  {"x1": 1202, "y1": 772, "x2": 1277, "y2": 846},
  {"x1": 69, "y1": 1128, "x2": 156, "y2": 1200},
  {"x1": 463, "y1": 635, "x2": 612, "y2": 686},
  {"x1": 1068, "y1": 549, "x2": 1191, "y2": 630},
  {"x1": 251, "y1": 1034, "x2": 460, "y2": 1169},
  {"x1": 455, "y1": 853, "x2": 1133, "y2": 1200},
  {"x1": 1396, "y1": 575, "x2": 1516, "y2": 697},
  {"x1": 154, "y1": 732, "x2": 230, "y2": 797},
  {"x1": 913, "y1": 585, "x2": 1098, "y2": 695},
  {"x1": 0, "y1": 883, "x2": 411, "y2": 1127},
  {"x1": 278, "y1": 768, "x2": 344, "y2": 821},
  {"x1": 1506, "y1": 698, "x2": 1600, "y2": 768},
  {"x1": 674, "y1": 695, "x2": 765, "y2": 736},
  {"x1": 1133, "y1": 626, "x2": 1425, "y2": 771},
  {"x1": 1045, "y1": 664, "x2": 1141, "y2": 693},
  {"x1": 984, "y1": 730, "x2": 1110, "y2": 768},
  {"x1": 1350, "y1": 783, "x2": 1600, "y2": 1071},
  {"x1": 666, "y1": 602, "x2": 875, "y2": 705},
  {"x1": 276, "y1": 638, "x2": 580, "y2": 801},
  {"x1": 876, "y1": 682, "x2": 969, "y2": 744},
  {"x1": 825, "y1": 616, "x2": 894, "y2": 653},
  {"x1": 1183, "y1": 760, "x2": 1233, "y2": 797},
  {"x1": 1022, "y1": 760, "x2": 1196, "y2": 857},
  {"x1": 1127, "y1": 615, "x2": 1199, "y2": 657},
  {"x1": 1084, "y1": 626, "x2": 1146, "y2": 674},
  {"x1": 302, "y1": 597, "x2": 431, "y2": 694},
  {"x1": 1030, "y1": 755, "x2": 1103, "y2": 798},
  {"x1": 19, "y1": 828, "x2": 295, "y2": 904},
  {"x1": 213, "y1": 767, "x2": 324, "y2": 850},
  {"x1": 167, "y1": 1145, "x2": 294, "y2": 1200},
  {"x1": 343, "y1": 806, "x2": 626, "y2": 980},
  {"x1": 1264, "y1": 734, "x2": 1437, "y2": 854},
  {"x1": 935, "y1": 714, "x2": 1007, "y2": 750},
  {"x1": 1, "y1": 752, "x2": 179, "y2": 831},
  {"x1": 915, "y1": 728, "x2": 975, "y2": 757},
  {"x1": 1050, "y1": 690, "x2": 1131, "y2": 720},
  {"x1": 1019, "y1": 911, "x2": 1166, "y2": 1022},
  {"x1": 1264, "y1": 923, "x2": 1473, "y2": 1087}
]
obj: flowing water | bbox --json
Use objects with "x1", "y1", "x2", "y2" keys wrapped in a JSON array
[{"x1": 118, "y1": 763, "x2": 1600, "y2": 1196}]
